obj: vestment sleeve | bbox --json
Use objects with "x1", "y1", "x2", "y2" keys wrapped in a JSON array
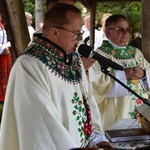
[
  {"x1": 106, "y1": 70, "x2": 128, "y2": 98},
  {"x1": 88, "y1": 61, "x2": 113, "y2": 104}
]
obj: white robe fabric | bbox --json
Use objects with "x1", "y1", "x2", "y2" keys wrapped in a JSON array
[
  {"x1": 28, "y1": 25, "x2": 35, "y2": 40},
  {"x1": 82, "y1": 25, "x2": 102, "y2": 50},
  {"x1": 0, "y1": 34, "x2": 105, "y2": 150},
  {"x1": 0, "y1": 28, "x2": 8, "y2": 54}
]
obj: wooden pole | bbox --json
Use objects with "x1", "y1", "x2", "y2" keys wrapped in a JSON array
[
  {"x1": 141, "y1": 0, "x2": 150, "y2": 62},
  {"x1": 1, "y1": 0, "x2": 30, "y2": 63},
  {"x1": 89, "y1": 0, "x2": 97, "y2": 49}
]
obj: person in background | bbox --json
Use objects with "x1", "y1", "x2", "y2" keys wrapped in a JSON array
[
  {"x1": 25, "y1": 12, "x2": 35, "y2": 40},
  {"x1": 0, "y1": 15, "x2": 10, "y2": 55},
  {"x1": 0, "y1": 14, "x2": 11, "y2": 121},
  {"x1": 88, "y1": 14, "x2": 150, "y2": 131},
  {"x1": 82, "y1": 12, "x2": 102, "y2": 50},
  {"x1": 0, "y1": 4, "x2": 116, "y2": 150},
  {"x1": 98, "y1": 13, "x2": 112, "y2": 41}
]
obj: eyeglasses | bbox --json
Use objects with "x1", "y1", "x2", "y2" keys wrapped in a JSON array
[
  {"x1": 54, "y1": 26, "x2": 84, "y2": 39},
  {"x1": 108, "y1": 27, "x2": 131, "y2": 33}
]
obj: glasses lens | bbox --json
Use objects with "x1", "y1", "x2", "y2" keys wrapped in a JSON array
[
  {"x1": 126, "y1": 28, "x2": 131, "y2": 32},
  {"x1": 76, "y1": 30, "x2": 84, "y2": 39},
  {"x1": 119, "y1": 27, "x2": 131, "y2": 32}
]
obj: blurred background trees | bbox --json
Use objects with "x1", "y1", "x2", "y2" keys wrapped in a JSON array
[
  {"x1": 0, "y1": 0, "x2": 141, "y2": 62},
  {"x1": 23, "y1": 0, "x2": 141, "y2": 38},
  {"x1": 23, "y1": 1, "x2": 141, "y2": 32}
]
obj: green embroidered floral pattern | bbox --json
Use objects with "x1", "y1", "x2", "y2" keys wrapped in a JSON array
[
  {"x1": 99, "y1": 41, "x2": 143, "y2": 69},
  {"x1": 101, "y1": 41, "x2": 135, "y2": 59},
  {"x1": 22, "y1": 34, "x2": 82, "y2": 84},
  {"x1": 72, "y1": 92, "x2": 92, "y2": 147}
]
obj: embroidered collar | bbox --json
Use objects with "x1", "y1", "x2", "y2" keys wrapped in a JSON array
[
  {"x1": 108, "y1": 39, "x2": 126, "y2": 49},
  {"x1": 22, "y1": 33, "x2": 83, "y2": 84},
  {"x1": 100, "y1": 40, "x2": 136, "y2": 59}
]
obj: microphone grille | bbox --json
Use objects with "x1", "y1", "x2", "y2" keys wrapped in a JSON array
[{"x1": 78, "y1": 44, "x2": 92, "y2": 58}]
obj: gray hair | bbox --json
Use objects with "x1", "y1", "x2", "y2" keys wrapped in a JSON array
[{"x1": 25, "y1": 12, "x2": 32, "y2": 20}]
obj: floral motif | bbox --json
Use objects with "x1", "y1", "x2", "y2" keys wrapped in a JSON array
[
  {"x1": 72, "y1": 92, "x2": 92, "y2": 147},
  {"x1": 22, "y1": 34, "x2": 82, "y2": 84},
  {"x1": 101, "y1": 41, "x2": 135, "y2": 59},
  {"x1": 136, "y1": 98, "x2": 143, "y2": 105}
]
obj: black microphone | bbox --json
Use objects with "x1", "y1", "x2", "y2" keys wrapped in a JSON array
[{"x1": 78, "y1": 44, "x2": 124, "y2": 71}]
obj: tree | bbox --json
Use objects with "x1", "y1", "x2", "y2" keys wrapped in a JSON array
[
  {"x1": 35, "y1": 0, "x2": 43, "y2": 30},
  {"x1": 0, "y1": 0, "x2": 142, "y2": 63},
  {"x1": 1, "y1": 0, "x2": 30, "y2": 63},
  {"x1": 23, "y1": 0, "x2": 46, "y2": 30}
]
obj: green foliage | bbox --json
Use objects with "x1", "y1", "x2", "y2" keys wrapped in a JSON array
[
  {"x1": 23, "y1": 1, "x2": 141, "y2": 37},
  {"x1": 75, "y1": 2, "x2": 84, "y2": 10},
  {"x1": 23, "y1": 0, "x2": 35, "y2": 18},
  {"x1": 75, "y1": 2, "x2": 87, "y2": 20}
]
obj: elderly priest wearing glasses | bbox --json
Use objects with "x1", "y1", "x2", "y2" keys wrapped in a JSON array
[{"x1": 88, "y1": 14, "x2": 150, "y2": 131}]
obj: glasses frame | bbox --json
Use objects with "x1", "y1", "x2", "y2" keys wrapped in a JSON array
[
  {"x1": 54, "y1": 26, "x2": 84, "y2": 39},
  {"x1": 108, "y1": 27, "x2": 131, "y2": 33}
]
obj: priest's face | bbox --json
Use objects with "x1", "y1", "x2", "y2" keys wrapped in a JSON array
[
  {"x1": 106, "y1": 18, "x2": 130, "y2": 46},
  {"x1": 55, "y1": 11, "x2": 83, "y2": 54}
]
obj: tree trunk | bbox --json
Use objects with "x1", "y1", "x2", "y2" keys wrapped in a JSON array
[{"x1": 35, "y1": 0, "x2": 43, "y2": 30}]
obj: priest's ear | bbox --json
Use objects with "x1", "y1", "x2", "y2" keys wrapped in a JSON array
[
  {"x1": 106, "y1": 28, "x2": 111, "y2": 38},
  {"x1": 49, "y1": 27, "x2": 59, "y2": 38}
]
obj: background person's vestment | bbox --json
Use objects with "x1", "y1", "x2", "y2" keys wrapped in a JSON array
[{"x1": 89, "y1": 40, "x2": 150, "y2": 131}]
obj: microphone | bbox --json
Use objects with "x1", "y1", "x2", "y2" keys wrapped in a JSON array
[{"x1": 78, "y1": 44, "x2": 124, "y2": 70}]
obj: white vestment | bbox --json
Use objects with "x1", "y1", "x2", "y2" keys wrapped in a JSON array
[
  {"x1": 82, "y1": 25, "x2": 102, "y2": 50},
  {"x1": 0, "y1": 34, "x2": 106, "y2": 150}
]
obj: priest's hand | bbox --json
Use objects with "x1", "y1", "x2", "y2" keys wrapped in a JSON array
[{"x1": 81, "y1": 56, "x2": 96, "y2": 72}]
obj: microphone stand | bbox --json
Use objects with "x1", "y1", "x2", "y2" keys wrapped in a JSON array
[{"x1": 99, "y1": 62, "x2": 150, "y2": 107}]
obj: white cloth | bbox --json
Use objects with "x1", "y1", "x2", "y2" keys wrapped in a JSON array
[
  {"x1": 106, "y1": 70, "x2": 128, "y2": 98},
  {"x1": 82, "y1": 25, "x2": 102, "y2": 50},
  {"x1": 28, "y1": 25, "x2": 35, "y2": 40},
  {"x1": 0, "y1": 35, "x2": 106, "y2": 150},
  {"x1": 0, "y1": 28, "x2": 8, "y2": 54}
]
